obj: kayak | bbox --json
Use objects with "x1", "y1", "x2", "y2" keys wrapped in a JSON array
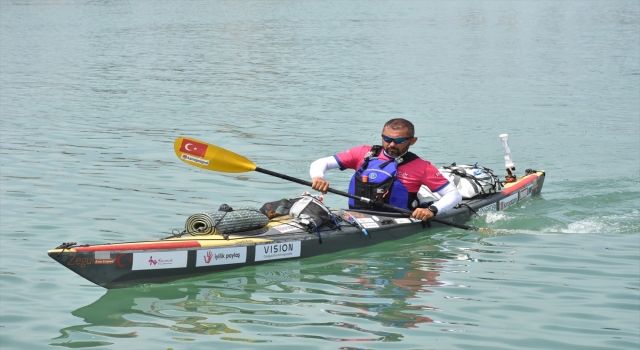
[{"x1": 47, "y1": 169, "x2": 545, "y2": 289}]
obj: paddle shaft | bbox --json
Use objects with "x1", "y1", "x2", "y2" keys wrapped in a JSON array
[
  {"x1": 175, "y1": 137, "x2": 493, "y2": 233},
  {"x1": 255, "y1": 167, "x2": 480, "y2": 232}
]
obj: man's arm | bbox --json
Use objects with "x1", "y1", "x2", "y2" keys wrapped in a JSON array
[
  {"x1": 310, "y1": 156, "x2": 341, "y2": 194},
  {"x1": 411, "y1": 183, "x2": 462, "y2": 221},
  {"x1": 433, "y1": 183, "x2": 462, "y2": 214}
]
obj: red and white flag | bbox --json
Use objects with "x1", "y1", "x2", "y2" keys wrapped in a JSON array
[{"x1": 179, "y1": 139, "x2": 208, "y2": 157}]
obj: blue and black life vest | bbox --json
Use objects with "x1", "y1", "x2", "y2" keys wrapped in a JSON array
[{"x1": 348, "y1": 146, "x2": 418, "y2": 210}]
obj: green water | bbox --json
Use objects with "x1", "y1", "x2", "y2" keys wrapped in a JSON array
[{"x1": 1, "y1": 0, "x2": 638, "y2": 349}]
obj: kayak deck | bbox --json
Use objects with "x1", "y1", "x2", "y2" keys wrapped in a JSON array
[{"x1": 48, "y1": 171, "x2": 545, "y2": 288}]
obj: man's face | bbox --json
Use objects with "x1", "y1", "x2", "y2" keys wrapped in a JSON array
[{"x1": 381, "y1": 126, "x2": 416, "y2": 157}]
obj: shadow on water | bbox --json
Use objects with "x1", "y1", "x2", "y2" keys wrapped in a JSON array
[{"x1": 50, "y1": 233, "x2": 475, "y2": 347}]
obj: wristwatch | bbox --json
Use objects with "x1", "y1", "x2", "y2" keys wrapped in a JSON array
[{"x1": 427, "y1": 205, "x2": 438, "y2": 216}]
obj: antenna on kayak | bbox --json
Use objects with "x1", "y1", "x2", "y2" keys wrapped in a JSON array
[{"x1": 499, "y1": 134, "x2": 517, "y2": 183}]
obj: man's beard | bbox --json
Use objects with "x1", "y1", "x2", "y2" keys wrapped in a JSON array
[{"x1": 384, "y1": 146, "x2": 402, "y2": 157}]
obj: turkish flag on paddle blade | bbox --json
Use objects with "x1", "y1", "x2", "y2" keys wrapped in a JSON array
[{"x1": 179, "y1": 139, "x2": 208, "y2": 157}]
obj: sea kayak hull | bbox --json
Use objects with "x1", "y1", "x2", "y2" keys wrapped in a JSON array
[{"x1": 48, "y1": 171, "x2": 545, "y2": 289}]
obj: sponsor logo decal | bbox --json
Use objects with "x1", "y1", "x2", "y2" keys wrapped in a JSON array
[
  {"x1": 179, "y1": 139, "x2": 208, "y2": 157},
  {"x1": 116, "y1": 254, "x2": 132, "y2": 268},
  {"x1": 196, "y1": 247, "x2": 247, "y2": 267},
  {"x1": 181, "y1": 154, "x2": 209, "y2": 166},
  {"x1": 361, "y1": 222, "x2": 379, "y2": 228},
  {"x1": 477, "y1": 203, "x2": 497, "y2": 213},
  {"x1": 255, "y1": 241, "x2": 301, "y2": 261},
  {"x1": 94, "y1": 251, "x2": 115, "y2": 265},
  {"x1": 356, "y1": 218, "x2": 375, "y2": 224},
  {"x1": 273, "y1": 224, "x2": 299, "y2": 233},
  {"x1": 371, "y1": 216, "x2": 380, "y2": 222},
  {"x1": 95, "y1": 258, "x2": 115, "y2": 265},
  {"x1": 66, "y1": 255, "x2": 94, "y2": 268},
  {"x1": 499, "y1": 193, "x2": 519, "y2": 211},
  {"x1": 66, "y1": 254, "x2": 116, "y2": 267},
  {"x1": 342, "y1": 213, "x2": 355, "y2": 222},
  {"x1": 519, "y1": 185, "x2": 532, "y2": 201},
  {"x1": 132, "y1": 251, "x2": 188, "y2": 270},
  {"x1": 394, "y1": 218, "x2": 412, "y2": 224},
  {"x1": 346, "y1": 211, "x2": 366, "y2": 218}
]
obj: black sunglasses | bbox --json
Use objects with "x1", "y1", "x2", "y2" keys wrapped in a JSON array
[{"x1": 381, "y1": 134, "x2": 413, "y2": 144}]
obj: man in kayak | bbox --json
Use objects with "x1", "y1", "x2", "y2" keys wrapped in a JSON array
[{"x1": 310, "y1": 118, "x2": 462, "y2": 221}]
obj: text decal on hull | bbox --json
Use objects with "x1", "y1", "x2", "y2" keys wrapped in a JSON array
[{"x1": 255, "y1": 242, "x2": 302, "y2": 261}]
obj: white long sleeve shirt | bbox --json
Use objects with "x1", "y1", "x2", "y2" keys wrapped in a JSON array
[{"x1": 310, "y1": 156, "x2": 462, "y2": 214}]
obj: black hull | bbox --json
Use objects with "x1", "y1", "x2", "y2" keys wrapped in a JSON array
[{"x1": 48, "y1": 171, "x2": 545, "y2": 289}]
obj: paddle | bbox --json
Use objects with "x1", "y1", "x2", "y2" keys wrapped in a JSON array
[{"x1": 173, "y1": 136, "x2": 490, "y2": 232}]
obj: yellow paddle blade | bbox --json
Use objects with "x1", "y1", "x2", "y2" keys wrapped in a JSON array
[{"x1": 174, "y1": 137, "x2": 257, "y2": 173}]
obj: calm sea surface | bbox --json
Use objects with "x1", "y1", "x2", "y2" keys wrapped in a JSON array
[{"x1": 1, "y1": 0, "x2": 639, "y2": 349}]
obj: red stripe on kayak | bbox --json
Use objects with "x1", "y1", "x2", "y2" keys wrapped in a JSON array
[
  {"x1": 501, "y1": 174, "x2": 539, "y2": 196},
  {"x1": 75, "y1": 241, "x2": 201, "y2": 252}
]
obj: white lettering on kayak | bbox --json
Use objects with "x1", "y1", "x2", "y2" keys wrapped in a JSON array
[
  {"x1": 196, "y1": 247, "x2": 247, "y2": 267},
  {"x1": 254, "y1": 241, "x2": 301, "y2": 261}
]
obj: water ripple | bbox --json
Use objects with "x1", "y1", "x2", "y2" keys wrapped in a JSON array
[{"x1": 1, "y1": 0, "x2": 638, "y2": 349}]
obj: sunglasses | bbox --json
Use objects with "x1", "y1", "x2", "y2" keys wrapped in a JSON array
[{"x1": 381, "y1": 134, "x2": 413, "y2": 144}]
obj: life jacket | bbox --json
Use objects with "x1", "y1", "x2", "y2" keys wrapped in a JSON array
[{"x1": 348, "y1": 146, "x2": 418, "y2": 210}]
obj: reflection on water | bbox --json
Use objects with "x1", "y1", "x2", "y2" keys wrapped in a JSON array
[
  {"x1": 52, "y1": 238, "x2": 472, "y2": 346},
  {"x1": 2, "y1": 0, "x2": 637, "y2": 348},
  {"x1": 43, "y1": 221, "x2": 640, "y2": 349}
]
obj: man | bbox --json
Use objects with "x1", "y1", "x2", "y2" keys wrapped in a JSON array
[{"x1": 310, "y1": 118, "x2": 462, "y2": 221}]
